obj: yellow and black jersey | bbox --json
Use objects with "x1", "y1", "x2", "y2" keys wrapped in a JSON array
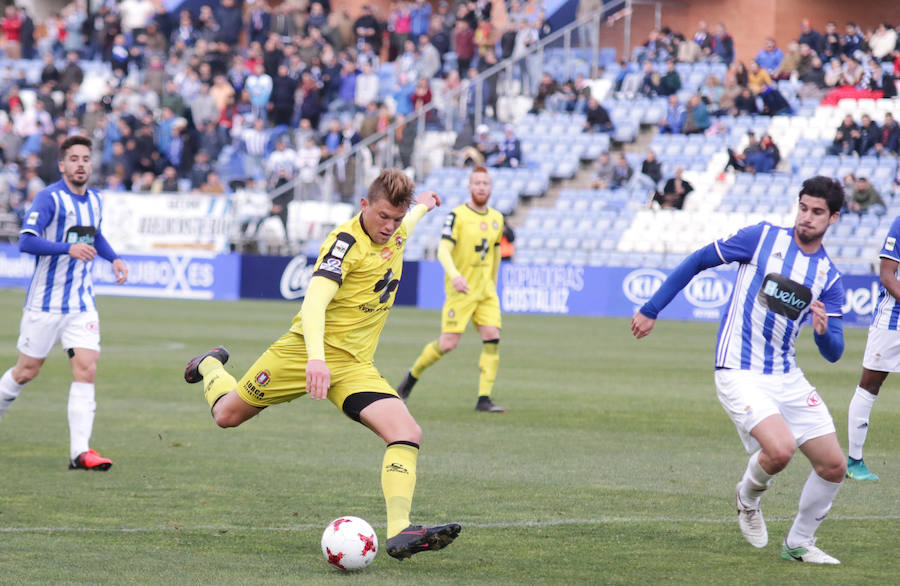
[
  {"x1": 290, "y1": 212, "x2": 408, "y2": 363},
  {"x1": 441, "y1": 204, "x2": 503, "y2": 294}
]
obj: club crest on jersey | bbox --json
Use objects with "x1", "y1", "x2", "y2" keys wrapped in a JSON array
[
  {"x1": 395, "y1": 235, "x2": 404, "y2": 248},
  {"x1": 255, "y1": 370, "x2": 271, "y2": 386},
  {"x1": 85, "y1": 321, "x2": 99, "y2": 333},
  {"x1": 480, "y1": 221, "x2": 488, "y2": 231},
  {"x1": 807, "y1": 390, "x2": 822, "y2": 407},
  {"x1": 493, "y1": 220, "x2": 499, "y2": 229},
  {"x1": 381, "y1": 247, "x2": 393, "y2": 260}
]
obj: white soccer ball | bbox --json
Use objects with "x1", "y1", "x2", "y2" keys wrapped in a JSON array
[{"x1": 321, "y1": 516, "x2": 378, "y2": 571}]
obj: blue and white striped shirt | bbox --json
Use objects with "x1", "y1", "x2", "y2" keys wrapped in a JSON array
[
  {"x1": 714, "y1": 222, "x2": 844, "y2": 374},
  {"x1": 872, "y1": 216, "x2": 900, "y2": 330},
  {"x1": 20, "y1": 180, "x2": 104, "y2": 314}
]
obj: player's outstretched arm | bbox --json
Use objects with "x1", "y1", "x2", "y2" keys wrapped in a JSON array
[
  {"x1": 416, "y1": 190, "x2": 441, "y2": 211},
  {"x1": 637, "y1": 243, "x2": 723, "y2": 323},
  {"x1": 401, "y1": 191, "x2": 441, "y2": 235}
]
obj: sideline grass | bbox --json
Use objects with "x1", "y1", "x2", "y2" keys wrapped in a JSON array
[{"x1": 0, "y1": 291, "x2": 897, "y2": 584}]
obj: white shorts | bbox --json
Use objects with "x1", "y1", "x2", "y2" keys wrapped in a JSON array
[
  {"x1": 862, "y1": 326, "x2": 900, "y2": 372},
  {"x1": 16, "y1": 309, "x2": 101, "y2": 359},
  {"x1": 714, "y1": 368, "x2": 835, "y2": 453}
]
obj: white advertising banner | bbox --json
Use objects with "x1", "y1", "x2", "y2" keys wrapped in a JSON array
[{"x1": 99, "y1": 193, "x2": 235, "y2": 253}]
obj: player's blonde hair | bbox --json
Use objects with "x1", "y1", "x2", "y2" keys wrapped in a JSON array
[{"x1": 367, "y1": 169, "x2": 415, "y2": 208}]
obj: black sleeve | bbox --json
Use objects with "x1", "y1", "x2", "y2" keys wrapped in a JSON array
[{"x1": 313, "y1": 232, "x2": 356, "y2": 285}]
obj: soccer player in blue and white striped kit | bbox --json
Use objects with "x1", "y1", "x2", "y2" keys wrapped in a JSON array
[
  {"x1": 845, "y1": 215, "x2": 900, "y2": 482},
  {"x1": 0, "y1": 136, "x2": 128, "y2": 470},
  {"x1": 632, "y1": 176, "x2": 847, "y2": 564}
]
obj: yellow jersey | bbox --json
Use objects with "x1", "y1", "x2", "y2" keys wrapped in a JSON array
[
  {"x1": 290, "y1": 213, "x2": 409, "y2": 363},
  {"x1": 440, "y1": 203, "x2": 503, "y2": 295}
]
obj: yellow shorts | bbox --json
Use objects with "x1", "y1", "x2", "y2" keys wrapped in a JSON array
[
  {"x1": 441, "y1": 288, "x2": 502, "y2": 333},
  {"x1": 236, "y1": 331, "x2": 397, "y2": 420}
]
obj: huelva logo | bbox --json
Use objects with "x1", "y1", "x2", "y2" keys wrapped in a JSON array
[{"x1": 763, "y1": 280, "x2": 809, "y2": 310}]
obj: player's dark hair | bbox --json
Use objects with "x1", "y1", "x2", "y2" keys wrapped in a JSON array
[
  {"x1": 367, "y1": 169, "x2": 414, "y2": 208},
  {"x1": 60, "y1": 135, "x2": 92, "y2": 157},
  {"x1": 799, "y1": 175, "x2": 845, "y2": 214}
]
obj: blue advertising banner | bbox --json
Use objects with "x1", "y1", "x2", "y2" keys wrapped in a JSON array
[
  {"x1": 0, "y1": 244, "x2": 240, "y2": 300},
  {"x1": 240, "y1": 254, "x2": 420, "y2": 306},
  {"x1": 416, "y1": 260, "x2": 879, "y2": 327}
]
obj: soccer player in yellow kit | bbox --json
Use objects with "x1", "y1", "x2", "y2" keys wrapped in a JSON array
[
  {"x1": 398, "y1": 166, "x2": 506, "y2": 412},
  {"x1": 183, "y1": 170, "x2": 461, "y2": 560}
]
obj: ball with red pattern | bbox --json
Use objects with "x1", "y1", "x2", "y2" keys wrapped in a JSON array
[{"x1": 321, "y1": 516, "x2": 378, "y2": 571}]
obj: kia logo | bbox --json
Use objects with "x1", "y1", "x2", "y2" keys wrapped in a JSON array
[
  {"x1": 622, "y1": 269, "x2": 667, "y2": 304},
  {"x1": 684, "y1": 274, "x2": 733, "y2": 308}
]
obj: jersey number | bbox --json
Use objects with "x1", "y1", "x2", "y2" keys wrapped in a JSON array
[
  {"x1": 475, "y1": 238, "x2": 489, "y2": 261},
  {"x1": 374, "y1": 269, "x2": 400, "y2": 303}
]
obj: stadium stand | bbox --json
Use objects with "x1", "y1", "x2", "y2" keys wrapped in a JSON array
[{"x1": 2, "y1": 2, "x2": 899, "y2": 276}]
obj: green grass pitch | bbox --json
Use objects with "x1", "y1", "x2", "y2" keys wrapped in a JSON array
[{"x1": 0, "y1": 290, "x2": 898, "y2": 584}]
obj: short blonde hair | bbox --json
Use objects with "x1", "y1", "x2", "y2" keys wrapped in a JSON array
[{"x1": 367, "y1": 169, "x2": 415, "y2": 208}]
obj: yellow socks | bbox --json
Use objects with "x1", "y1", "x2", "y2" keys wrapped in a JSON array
[
  {"x1": 410, "y1": 340, "x2": 444, "y2": 379},
  {"x1": 382, "y1": 441, "x2": 419, "y2": 538},
  {"x1": 199, "y1": 356, "x2": 236, "y2": 407},
  {"x1": 478, "y1": 339, "x2": 500, "y2": 397}
]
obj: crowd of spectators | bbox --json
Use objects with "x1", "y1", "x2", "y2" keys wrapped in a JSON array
[{"x1": 1, "y1": 0, "x2": 557, "y2": 224}]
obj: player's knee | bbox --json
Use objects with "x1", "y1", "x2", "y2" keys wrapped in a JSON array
[
  {"x1": 213, "y1": 411, "x2": 241, "y2": 428},
  {"x1": 766, "y1": 445, "x2": 795, "y2": 470},
  {"x1": 818, "y1": 457, "x2": 847, "y2": 483},
  {"x1": 439, "y1": 339, "x2": 458, "y2": 353},
  {"x1": 212, "y1": 405, "x2": 246, "y2": 429},
  {"x1": 404, "y1": 421, "x2": 423, "y2": 445},
  {"x1": 74, "y1": 363, "x2": 97, "y2": 383}
]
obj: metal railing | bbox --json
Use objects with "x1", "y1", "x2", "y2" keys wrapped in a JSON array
[{"x1": 266, "y1": 0, "x2": 631, "y2": 206}]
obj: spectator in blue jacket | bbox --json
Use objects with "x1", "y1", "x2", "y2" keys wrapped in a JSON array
[
  {"x1": 659, "y1": 94, "x2": 685, "y2": 134},
  {"x1": 710, "y1": 23, "x2": 734, "y2": 64},
  {"x1": 755, "y1": 38, "x2": 784, "y2": 74}
]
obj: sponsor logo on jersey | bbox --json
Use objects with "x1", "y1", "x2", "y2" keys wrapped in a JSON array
[
  {"x1": 332, "y1": 240, "x2": 349, "y2": 258},
  {"x1": 758, "y1": 273, "x2": 811, "y2": 320},
  {"x1": 255, "y1": 370, "x2": 271, "y2": 386},
  {"x1": 319, "y1": 257, "x2": 342, "y2": 275},
  {"x1": 683, "y1": 274, "x2": 733, "y2": 309},
  {"x1": 381, "y1": 247, "x2": 393, "y2": 259},
  {"x1": 27, "y1": 211, "x2": 39, "y2": 225},
  {"x1": 622, "y1": 268, "x2": 667, "y2": 304},
  {"x1": 886, "y1": 236, "x2": 896, "y2": 251},
  {"x1": 480, "y1": 221, "x2": 488, "y2": 231}
]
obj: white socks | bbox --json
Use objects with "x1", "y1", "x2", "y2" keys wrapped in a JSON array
[
  {"x1": 739, "y1": 450, "x2": 774, "y2": 507},
  {"x1": 0, "y1": 368, "x2": 25, "y2": 421},
  {"x1": 786, "y1": 471, "x2": 842, "y2": 548},
  {"x1": 68, "y1": 382, "x2": 96, "y2": 460},
  {"x1": 848, "y1": 386, "x2": 877, "y2": 460}
]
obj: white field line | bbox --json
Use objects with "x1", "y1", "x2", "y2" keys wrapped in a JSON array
[{"x1": 3, "y1": 515, "x2": 900, "y2": 533}]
